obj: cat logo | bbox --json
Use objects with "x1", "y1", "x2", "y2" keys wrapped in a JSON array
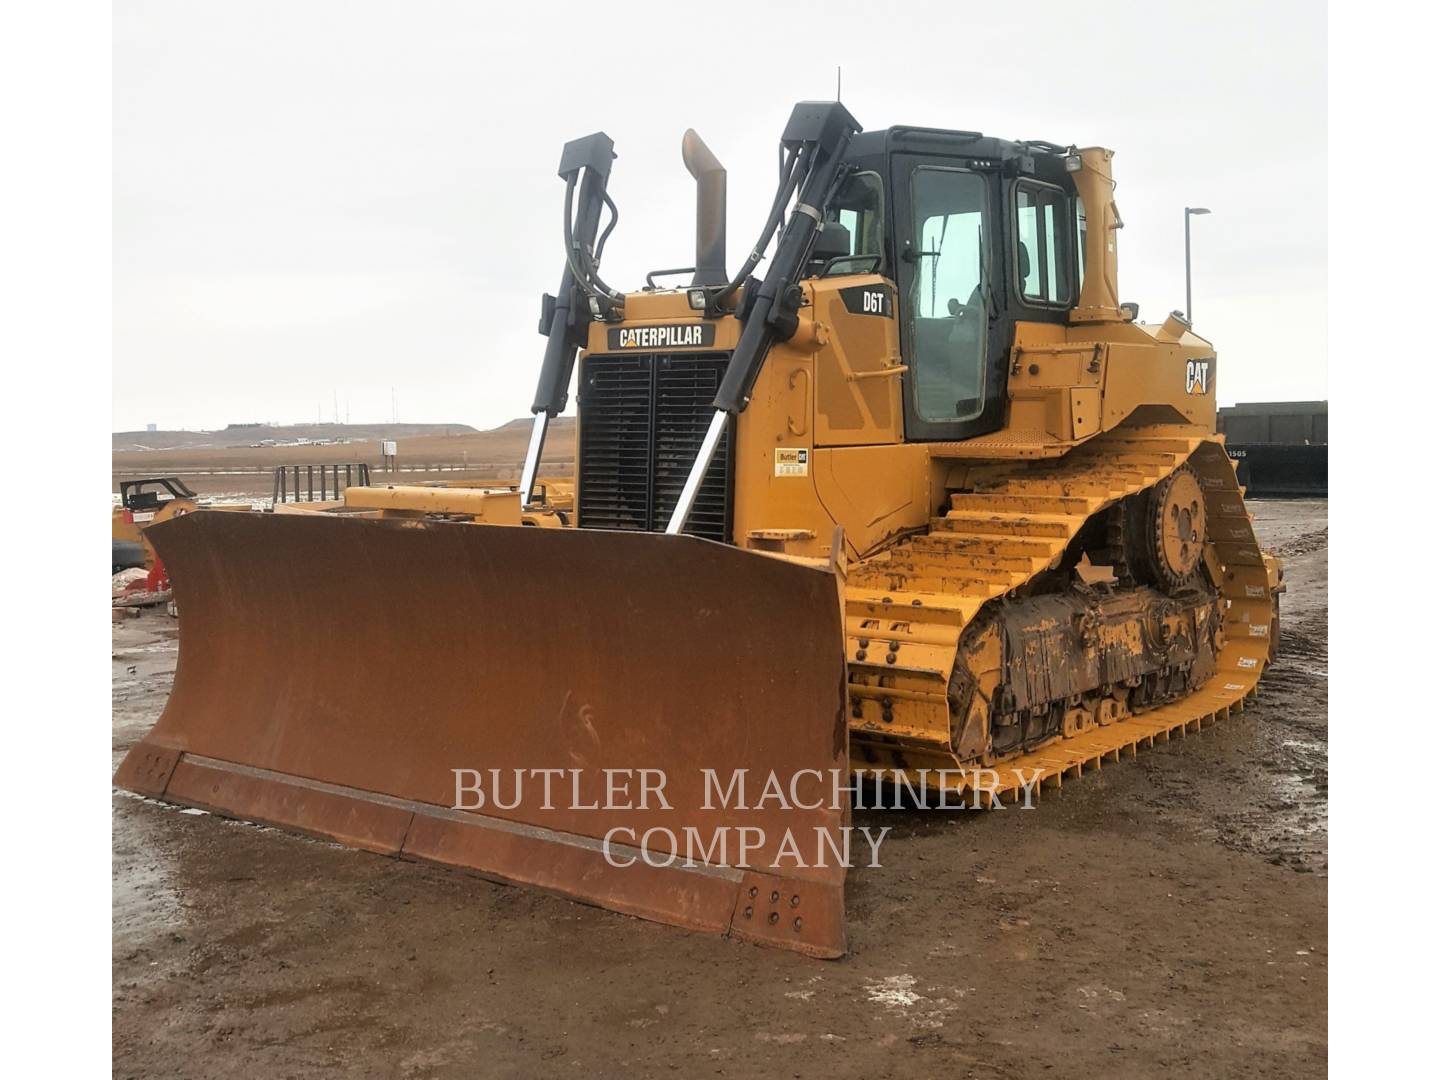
[
  {"x1": 606, "y1": 323, "x2": 717, "y2": 350},
  {"x1": 1185, "y1": 358, "x2": 1213, "y2": 395}
]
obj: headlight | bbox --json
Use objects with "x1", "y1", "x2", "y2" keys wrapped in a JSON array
[{"x1": 686, "y1": 288, "x2": 707, "y2": 311}]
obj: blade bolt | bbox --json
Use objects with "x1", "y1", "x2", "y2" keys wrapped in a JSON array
[
  {"x1": 768, "y1": 912, "x2": 779, "y2": 925},
  {"x1": 793, "y1": 917, "x2": 804, "y2": 931},
  {"x1": 770, "y1": 890, "x2": 780, "y2": 903},
  {"x1": 856, "y1": 649, "x2": 868, "y2": 661},
  {"x1": 749, "y1": 886, "x2": 758, "y2": 899},
  {"x1": 886, "y1": 654, "x2": 897, "y2": 665},
  {"x1": 790, "y1": 894, "x2": 800, "y2": 907},
  {"x1": 858, "y1": 638, "x2": 870, "y2": 647},
  {"x1": 743, "y1": 906, "x2": 753, "y2": 919}
]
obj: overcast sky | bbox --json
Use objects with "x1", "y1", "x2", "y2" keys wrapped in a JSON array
[{"x1": 113, "y1": 0, "x2": 1326, "y2": 433}]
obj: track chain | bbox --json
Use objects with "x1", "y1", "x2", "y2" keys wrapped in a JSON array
[{"x1": 843, "y1": 425, "x2": 1276, "y2": 802}]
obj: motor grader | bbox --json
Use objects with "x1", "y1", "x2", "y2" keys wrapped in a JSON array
[{"x1": 116, "y1": 102, "x2": 1280, "y2": 959}]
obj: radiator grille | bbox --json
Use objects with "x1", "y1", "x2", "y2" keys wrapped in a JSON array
[{"x1": 577, "y1": 351, "x2": 734, "y2": 542}]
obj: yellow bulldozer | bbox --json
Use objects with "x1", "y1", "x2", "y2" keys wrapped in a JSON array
[
  {"x1": 116, "y1": 102, "x2": 1280, "y2": 958},
  {"x1": 111, "y1": 476, "x2": 199, "y2": 571}
]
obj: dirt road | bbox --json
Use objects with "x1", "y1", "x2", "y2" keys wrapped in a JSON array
[{"x1": 112, "y1": 499, "x2": 1327, "y2": 1079}]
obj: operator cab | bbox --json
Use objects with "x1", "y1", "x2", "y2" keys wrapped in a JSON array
[{"x1": 818, "y1": 129, "x2": 1086, "y2": 442}]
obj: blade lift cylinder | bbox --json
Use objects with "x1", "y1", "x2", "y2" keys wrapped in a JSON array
[{"x1": 521, "y1": 132, "x2": 616, "y2": 507}]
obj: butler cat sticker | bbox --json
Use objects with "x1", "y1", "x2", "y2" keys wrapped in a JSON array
[{"x1": 774, "y1": 448, "x2": 809, "y2": 477}]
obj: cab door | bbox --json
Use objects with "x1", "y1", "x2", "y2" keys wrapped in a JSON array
[{"x1": 889, "y1": 154, "x2": 1009, "y2": 440}]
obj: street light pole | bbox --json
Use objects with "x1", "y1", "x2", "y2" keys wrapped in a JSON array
[{"x1": 1184, "y1": 206, "x2": 1211, "y2": 323}]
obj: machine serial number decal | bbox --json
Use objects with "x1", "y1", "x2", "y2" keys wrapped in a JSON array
[
  {"x1": 1246, "y1": 585, "x2": 1266, "y2": 598},
  {"x1": 774, "y1": 448, "x2": 810, "y2": 477},
  {"x1": 838, "y1": 283, "x2": 894, "y2": 318},
  {"x1": 606, "y1": 323, "x2": 716, "y2": 349},
  {"x1": 1185, "y1": 358, "x2": 1213, "y2": 395},
  {"x1": 1237, "y1": 657, "x2": 1260, "y2": 669}
]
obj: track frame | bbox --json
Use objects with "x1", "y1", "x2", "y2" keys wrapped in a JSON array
[{"x1": 845, "y1": 424, "x2": 1276, "y2": 802}]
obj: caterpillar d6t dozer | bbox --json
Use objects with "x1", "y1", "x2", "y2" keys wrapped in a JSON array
[{"x1": 117, "y1": 102, "x2": 1280, "y2": 959}]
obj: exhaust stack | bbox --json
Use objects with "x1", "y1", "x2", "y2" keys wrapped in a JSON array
[
  {"x1": 682, "y1": 129, "x2": 727, "y2": 286},
  {"x1": 1070, "y1": 146, "x2": 1124, "y2": 323}
]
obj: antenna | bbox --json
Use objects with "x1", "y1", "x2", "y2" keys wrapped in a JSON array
[{"x1": 836, "y1": 66, "x2": 842, "y2": 101}]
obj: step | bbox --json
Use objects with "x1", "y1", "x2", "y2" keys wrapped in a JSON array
[
  {"x1": 948, "y1": 492, "x2": 1099, "y2": 516},
  {"x1": 844, "y1": 590, "x2": 986, "y2": 625},
  {"x1": 1092, "y1": 451, "x2": 1183, "y2": 469},
  {"x1": 1087, "y1": 436, "x2": 1201, "y2": 455},
  {"x1": 933, "y1": 512, "x2": 1077, "y2": 539},
  {"x1": 910, "y1": 532, "x2": 1065, "y2": 560},
  {"x1": 967, "y1": 473, "x2": 1149, "y2": 499},
  {"x1": 849, "y1": 569, "x2": 1011, "y2": 599},
  {"x1": 858, "y1": 558, "x2": 1026, "y2": 588},
  {"x1": 871, "y1": 550, "x2": 1043, "y2": 575}
]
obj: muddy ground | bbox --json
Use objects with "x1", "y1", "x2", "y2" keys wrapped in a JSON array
[{"x1": 112, "y1": 499, "x2": 1327, "y2": 1079}]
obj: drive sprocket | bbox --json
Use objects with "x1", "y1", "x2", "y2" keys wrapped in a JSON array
[{"x1": 1143, "y1": 464, "x2": 1206, "y2": 593}]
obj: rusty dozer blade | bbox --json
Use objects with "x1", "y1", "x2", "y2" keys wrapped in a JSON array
[{"x1": 115, "y1": 511, "x2": 851, "y2": 957}]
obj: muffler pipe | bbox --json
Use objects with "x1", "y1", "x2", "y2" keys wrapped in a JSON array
[{"x1": 682, "y1": 129, "x2": 727, "y2": 287}]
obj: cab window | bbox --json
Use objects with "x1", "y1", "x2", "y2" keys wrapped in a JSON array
[
  {"x1": 908, "y1": 167, "x2": 988, "y2": 423},
  {"x1": 822, "y1": 171, "x2": 885, "y2": 274},
  {"x1": 1014, "y1": 181, "x2": 1073, "y2": 306}
]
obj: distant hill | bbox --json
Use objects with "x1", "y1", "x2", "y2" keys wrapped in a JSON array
[{"x1": 112, "y1": 422, "x2": 480, "y2": 452}]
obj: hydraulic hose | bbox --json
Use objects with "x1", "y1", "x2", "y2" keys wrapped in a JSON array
[{"x1": 714, "y1": 144, "x2": 808, "y2": 305}]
